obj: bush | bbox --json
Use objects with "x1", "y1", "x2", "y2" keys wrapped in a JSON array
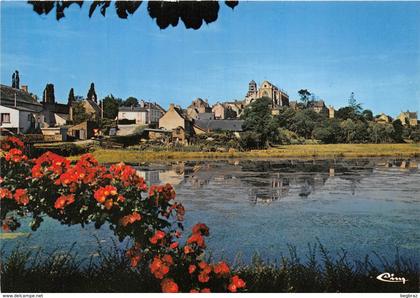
[{"x1": 0, "y1": 137, "x2": 245, "y2": 293}]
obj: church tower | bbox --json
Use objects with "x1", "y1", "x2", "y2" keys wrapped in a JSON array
[{"x1": 245, "y1": 80, "x2": 258, "y2": 105}]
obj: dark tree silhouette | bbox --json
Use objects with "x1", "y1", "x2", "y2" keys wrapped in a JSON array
[
  {"x1": 43, "y1": 83, "x2": 55, "y2": 104},
  {"x1": 87, "y1": 83, "x2": 98, "y2": 103},
  {"x1": 68, "y1": 88, "x2": 75, "y2": 106},
  {"x1": 12, "y1": 70, "x2": 20, "y2": 89},
  {"x1": 11, "y1": 72, "x2": 16, "y2": 88},
  {"x1": 27, "y1": 1, "x2": 238, "y2": 30}
]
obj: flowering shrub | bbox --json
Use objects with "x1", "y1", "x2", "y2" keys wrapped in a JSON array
[{"x1": 0, "y1": 137, "x2": 245, "y2": 293}]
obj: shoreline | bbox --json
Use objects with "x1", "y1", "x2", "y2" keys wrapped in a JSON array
[{"x1": 75, "y1": 143, "x2": 420, "y2": 163}]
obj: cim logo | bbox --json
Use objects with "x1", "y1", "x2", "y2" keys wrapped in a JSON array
[{"x1": 376, "y1": 272, "x2": 408, "y2": 284}]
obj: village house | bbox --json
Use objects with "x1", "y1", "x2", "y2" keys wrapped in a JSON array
[
  {"x1": 159, "y1": 103, "x2": 200, "y2": 144},
  {"x1": 70, "y1": 99, "x2": 102, "y2": 122},
  {"x1": 41, "y1": 88, "x2": 70, "y2": 127},
  {"x1": 397, "y1": 111, "x2": 418, "y2": 126},
  {"x1": 244, "y1": 80, "x2": 289, "y2": 108},
  {"x1": 212, "y1": 102, "x2": 238, "y2": 119},
  {"x1": 0, "y1": 84, "x2": 44, "y2": 134},
  {"x1": 186, "y1": 98, "x2": 212, "y2": 120},
  {"x1": 308, "y1": 100, "x2": 327, "y2": 114},
  {"x1": 118, "y1": 106, "x2": 148, "y2": 124},
  {"x1": 67, "y1": 120, "x2": 98, "y2": 140},
  {"x1": 222, "y1": 101, "x2": 244, "y2": 117},
  {"x1": 375, "y1": 113, "x2": 393, "y2": 124}
]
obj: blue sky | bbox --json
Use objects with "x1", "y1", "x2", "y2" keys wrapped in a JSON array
[{"x1": 1, "y1": 1, "x2": 419, "y2": 116}]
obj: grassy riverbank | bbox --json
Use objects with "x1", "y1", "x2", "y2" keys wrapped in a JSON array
[
  {"x1": 1, "y1": 245, "x2": 418, "y2": 292},
  {"x1": 80, "y1": 143, "x2": 420, "y2": 163}
]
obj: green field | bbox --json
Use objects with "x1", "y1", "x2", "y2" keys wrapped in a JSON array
[{"x1": 82, "y1": 143, "x2": 420, "y2": 163}]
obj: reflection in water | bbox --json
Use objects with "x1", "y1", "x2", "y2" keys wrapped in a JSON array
[
  {"x1": 3, "y1": 158, "x2": 419, "y2": 264},
  {"x1": 137, "y1": 158, "x2": 419, "y2": 205}
]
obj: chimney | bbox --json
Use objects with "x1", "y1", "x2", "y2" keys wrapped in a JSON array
[
  {"x1": 169, "y1": 103, "x2": 175, "y2": 110},
  {"x1": 21, "y1": 85, "x2": 28, "y2": 93}
]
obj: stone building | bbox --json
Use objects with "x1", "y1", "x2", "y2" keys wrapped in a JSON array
[
  {"x1": 375, "y1": 113, "x2": 392, "y2": 124},
  {"x1": 212, "y1": 102, "x2": 238, "y2": 119},
  {"x1": 308, "y1": 100, "x2": 327, "y2": 114},
  {"x1": 244, "y1": 80, "x2": 289, "y2": 108},
  {"x1": 397, "y1": 111, "x2": 418, "y2": 126},
  {"x1": 69, "y1": 99, "x2": 101, "y2": 122},
  {"x1": 222, "y1": 101, "x2": 244, "y2": 118},
  {"x1": 186, "y1": 98, "x2": 211, "y2": 119},
  {"x1": 159, "y1": 104, "x2": 194, "y2": 144}
]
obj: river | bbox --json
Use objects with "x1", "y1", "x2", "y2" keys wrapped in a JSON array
[{"x1": 2, "y1": 158, "x2": 419, "y2": 264}]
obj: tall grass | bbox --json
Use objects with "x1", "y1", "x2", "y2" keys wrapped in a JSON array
[
  {"x1": 1, "y1": 242, "x2": 418, "y2": 293},
  {"x1": 85, "y1": 143, "x2": 420, "y2": 163}
]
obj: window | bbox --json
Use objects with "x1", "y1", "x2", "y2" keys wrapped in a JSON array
[{"x1": 1, "y1": 113, "x2": 11, "y2": 124}]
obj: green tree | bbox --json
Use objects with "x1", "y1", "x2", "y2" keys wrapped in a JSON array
[
  {"x1": 336, "y1": 106, "x2": 358, "y2": 121},
  {"x1": 241, "y1": 97, "x2": 279, "y2": 148},
  {"x1": 410, "y1": 128, "x2": 420, "y2": 142},
  {"x1": 72, "y1": 100, "x2": 89, "y2": 125},
  {"x1": 362, "y1": 109, "x2": 373, "y2": 121},
  {"x1": 123, "y1": 96, "x2": 139, "y2": 107},
  {"x1": 276, "y1": 106, "x2": 296, "y2": 129},
  {"x1": 298, "y1": 89, "x2": 311, "y2": 107},
  {"x1": 340, "y1": 119, "x2": 357, "y2": 143},
  {"x1": 367, "y1": 122, "x2": 395, "y2": 143},
  {"x1": 289, "y1": 109, "x2": 320, "y2": 139},
  {"x1": 102, "y1": 94, "x2": 122, "y2": 119},
  {"x1": 392, "y1": 119, "x2": 404, "y2": 143},
  {"x1": 348, "y1": 92, "x2": 362, "y2": 114}
]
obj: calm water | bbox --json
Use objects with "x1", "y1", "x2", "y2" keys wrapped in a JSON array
[{"x1": 2, "y1": 158, "x2": 420, "y2": 264}]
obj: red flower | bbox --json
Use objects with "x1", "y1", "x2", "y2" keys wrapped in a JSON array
[
  {"x1": 162, "y1": 254, "x2": 173, "y2": 265},
  {"x1": 13, "y1": 189, "x2": 29, "y2": 205},
  {"x1": 170, "y1": 242, "x2": 179, "y2": 249},
  {"x1": 2, "y1": 136, "x2": 24, "y2": 150},
  {"x1": 187, "y1": 233, "x2": 206, "y2": 248},
  {"x1": 2, "y1": 222, "x2": 10, "y2": 232},
  {"x1": 126, "y1": 243, "x2": 142, "y2": 268},
  {"x1": 94, "y1": 185, "x2": 117, "y2": 204},
  {"x1": 200, "y1": 288, "x2": 211, "y2": 293},
  {"x1": 198, "y1": 272, "x2": 210, "y2": 283},
  {"x1": 184, "y1": 245, "x2": 193, "y2": 254},
  {"x1": 149, "y1": 230, "x2": 165, "y2": 244},
  {"x1": 190, "y1": 289, "x2": 199, "y2": 293},
  {"x1": 228, "y1": 275, "x2": 246, "y2": 292},
  {"x1": 150, "y1": 256, "x2": 170, "y2": 279},
  {"x1": 0, "y1": 188, "x2": 12, "y2": 200},
  {"x1": 54, "y1": 194, "x2": 75, "y2": 209},
  {"x1": 161, "y1": 278, "x2": 178, "y2": 293},
  {"x1": 192, "y1": 223, "x2": 209, "y2": 236},
  {"x1": 5, "y1": 148, "x2": 28, "y2": 163},
  {"x1": 120, "y1": 212, "x2": 142, "y2": 227},
  {"x1": 189, "y1": 264, "x2": 197, "y2": 274},
  {"x1": 104, "y1": 199, "x2": 113, "y2": 210},
  {"x1": 213, "y1": 261, "x2": 230, "y2": 277}
]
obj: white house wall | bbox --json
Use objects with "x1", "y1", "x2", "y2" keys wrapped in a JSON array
[{"x1": 0, "y1": 105, "x2": 19, "y2": 130}]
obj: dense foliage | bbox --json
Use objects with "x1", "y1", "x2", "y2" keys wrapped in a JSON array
[
  {"x1": 240, "y1": 97, "x2": 419, "y2": 149},
  {"x1": 28, "y1": 1, "x2": 238, "y2": 30},
  {"x1": 0, "y1": 137, "x2": 246, "y2": 293}
]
